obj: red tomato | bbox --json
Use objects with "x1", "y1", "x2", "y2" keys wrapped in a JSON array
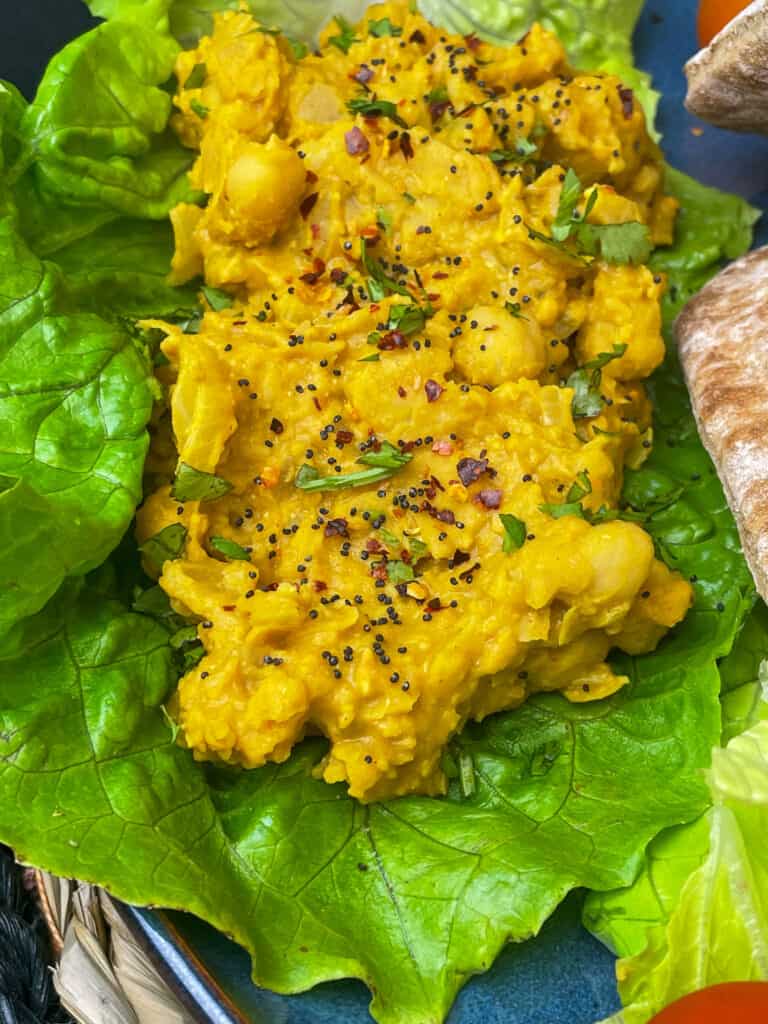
[
  {"x1": 651, "y1": 982, "x2": 768, "y2": 1024},
  {"x1": 697, "y1": 0, "x2": 752, "y2": 46}
]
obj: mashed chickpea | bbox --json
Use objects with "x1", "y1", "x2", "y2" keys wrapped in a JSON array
[{"x1": 137, "y1": 2, "x2": 691, "y2": 801}]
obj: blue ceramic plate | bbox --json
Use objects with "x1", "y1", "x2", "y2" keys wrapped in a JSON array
[{"x1": 14, "y1": 2, "x2": 768, "y2": 1022}]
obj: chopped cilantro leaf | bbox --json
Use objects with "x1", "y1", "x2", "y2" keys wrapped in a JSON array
[
  {"x1": 567, "y1": 470, "x2": 592, "y2": 504},
  {"x1": 360, "y1": 237, "x2": 410, "y2": 300},
  {"x1": 328, "y1": 15, "x2": 358, "y2": 53},
  {"x1": 499, "y1": 514, "x2": 526, "y2": 553},
  {"x1": 552, "y1": 168, "x2": 582, "y2": 241},
  {"x1": 387, "y1": 560, "x2": 415, "y2": 583},
  {"x1": 139, "y1": 523, "x2": 187, "y2": 572},
  {"x1": 189, "y1": 99, "x2": 209, "y2": 119},
  {"x1": 184, "y1": 62, "x2": 206, "y2": 89},
  {"x1": 210, "y1": 536, "x2": 251, "y2": 561},
  {"x1": 201, "y1": 285, "x2": 234, "y2": 311},
  {"x1": 347, "y1": 97, "x2": 407, "y2": 128},
  {"x1": 368, "y1": 17, "x2": 402, "y2": 37},
  {"x1": 171, "y1": 463, "x2": 233, "y2": 503},
  {"x1": 567, "y1": 343, "x2": 628, "y2": 419}
]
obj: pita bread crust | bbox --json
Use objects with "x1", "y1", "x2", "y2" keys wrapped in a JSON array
[
  {"x1": 676, "y1": 245, "x2": 768, "y2": 599},
  {"x1": 685, "y1": 0, "x2": 768, "y2": 133}
]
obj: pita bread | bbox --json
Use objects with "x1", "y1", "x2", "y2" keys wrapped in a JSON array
[
  {"x1": 685, "y1": 0, "x2": 768, "y2": 133},
  {"x1": 675, "y1": 245, "x2": 768, "y2": 599}
]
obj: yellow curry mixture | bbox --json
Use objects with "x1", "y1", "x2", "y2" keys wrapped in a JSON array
[{"x1": 136, "y1": 1, "x2": 692, "y2": 801}]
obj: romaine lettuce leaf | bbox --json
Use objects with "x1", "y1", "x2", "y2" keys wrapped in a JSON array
[{"x1": 607, "y1": 715, "x2": 768, "y2": 1023}]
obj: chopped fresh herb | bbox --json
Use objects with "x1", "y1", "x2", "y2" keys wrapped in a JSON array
[
  {"x1": 567, "y1": 470, "x2": 592, "y2": 504},
  {"x1": 201, "y1": 285, "x2": 234, "y2": 311},
  {"x1": 376, "y1": 207, "x2": 393, "y2": 233},
  {"x1": 328, "y1": 15, "x2": 358, "y2": 53},
  {"x1": 567, "y1": 343, "x2": 628, "y2": 419},
  {"x1": 139, "y1": 523, "x2": 187, "y2": 571},
  {"x1": 402, "y1": 192, "x2": 416, "y2": 203},
  {"x1": 378, "y1": 527, "x2": 400, "y2": 547},
  {"x1": 171, "y1": 463, "x2": 233, "y2": 503},
  {"x1": 368, "y1": 17, "x2": 402, "y2": 37},
  {"x1": 499, "y1": 514, "x2": 526, "y2": 553},
  {"x1": 539, "y1": 500, "x2": 585, "y2": 520},
  {"x1": 552, "y1": 168, "x2": 583, "y2": 241},
  {"x1": 489, "y1": 138, "x2": 537, "y2": 162},
  {"x1": 387, "y1": 560, "x2": 415, "y2": 583},
  {"x1": 504, "y1": 300, "x2": 527, "y2": 320},
  {"x1": 286, "y1": 37, "x2": 308, "y2": 60},
  {"x1": 458, "y1": 750, "x2": 476, "y2": 798},
  {"x1": 182, "y1": 643, "x2": 206, "y2": 670},
  {"x1": 210, "y1": 536, "x2": 250, "y2": 561},
  {"x1": 189, "y1": 99, "x2": 209, "y2": 119},
  {"x1": 360, "y1": 237, "x2": 410, "y2": 301},
  {"x1": 295, "y1": 464, "x2": 406, "y2": 492},
  {"x1": 408, "y1": 537, "x2": 428, "y2": 559},
  {"x1": 347, "y1": 97, "x2": 407, "y2": 128},
  {"x1": 358, "y1": 441, "x2": 412, "y2": 469},
  {"x1": 582, "y1": 221, "x2": 652, "y2": 265},
  {"x1": 367, "y1": 331, "x2": 382, "y2": 345},
  {"x1": 388, "y1": 301, "x2": 433, "y2": 335},
  {"x1": 179, "y1": 311, "x2": 202, "y2": 334},
  {"x1": 426, "y1": 86, "x2": 449, "y2": 104},
  {"x1": 169, "y1": 625, "x2": 199, "y2": 649},
  {"x1": 184, "y1": 62, "x2": 207, "y2": 89},
  {"x1": 359, "y1": 352, "x2": 381, "y2": 362}
]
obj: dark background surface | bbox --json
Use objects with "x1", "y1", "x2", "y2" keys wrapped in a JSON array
[{"x1": 5, "y1": 0, "x2": 98, "y2": 99}]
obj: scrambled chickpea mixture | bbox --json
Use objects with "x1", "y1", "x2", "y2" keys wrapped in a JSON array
[{"x1": 137, "y1": 2, "x2": 692, "y2": 801}]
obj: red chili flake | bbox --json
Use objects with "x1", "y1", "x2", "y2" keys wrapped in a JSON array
[
  {"x1": 432, "y1": 439, "x2": 453, "y2": 455},
  {"x1": 516, "y1": 28, "x2": 531, "y2": 46},
  {"x1": 416, "y1": 225, "x2": 430, "y2": 235},
  {"x1": 453, "y1": 103, "x2": 477, "y2": 118},
  {"x1": 360, "y1": 226, "x2": 381, "y2": 241},
  {"x1": 339, "y1": 287, "x2": 360, "y2": 311},
  {"x1": 371, "y1": 563, "x2": 388, "y2": 581},
  {"x1": 433, "y1": 271, "x2": 449, "y2": 280},
  {"x1": 436, "y1": 508, "x2": 455, "y2": 524},
  {"x1": 305, "y1": 169, "x2": 318, "y2": 184},
  {"x1": 425, "y1": 379, "x2": 443, "y2": 402},
  {"x1": 478, "y1": 488, "x2": 502, "y2": 509},
  {"x1": 448, "y1": 550, "x2": 470, "y2": 569},
  {"x1": 330, "y1": 268, "x2": 348, "y2": 285},
  {"x1": 310, "y1": 223, "x2": 321, "y2": 239},
  {"x1": 269, "y1": 417, "x2": 284, "y2": 434},
  {"x1": 430, "y1": 474, "x2": 445, "y2": 492},
  {"x1": 325, "y1": 518, "x2": 349, "y2": 539},
  {"x1": 400, "y1": 132, "x2": 414, "y2": 160},
  {"x1": 463, "y1": 65, "x2": 478, "y2": 83},
  {"x1": 313, "y1": 397, "x2": 322, "y2": 412},
  {"x1": 409, "y1": 29, "x2": 426, "y2": 44},
  {"x1": 261, "y1": 582, "x2": 280, "y2": 592},
  {"x1": 427, "y1": 597, "x2": 442, "y2": 611},
  {"x1": 378, "y1": 330, "x2": 408, "y2": 350},
  {"x1": 313, "y1": 581, "x2": 328, "y2": 592},
  {"x1": 221, "y1": 604, "x2": 236, "y2": 611},
  {"x1": 425, "y1": 487, "x2": 436, "y2": 500},
  {"x1": 427, "y1": 292, "x2": 440, "y2": 302},
  {"x1": 617, "y1": 86, "x2": 634, "y2": 119},
  {"x1": 299, "y1": 258, "x2": 326, "y2": 285},
  {"x1": 400, "y1": 440, "x2": 416, "y2": 452},
  {"x1": 345, "y1": 126, "x2": 370, "y2": 156},
  {"x1": 300, "y1": 193, "x2": 318, "y2": 219},
  {"x1": 456, "y1": 457, "x2": 489, "y2": 487},
  {"x1": 465, "y1": 33, "x2": 481, "y2": 50},
  {"x1": 365, "y1": 539, "x2": 384, "y2": 553},
  {"x1": 430, "y1": 98, "x2": 451, "y2": 121},
  {"x1": 353, "y1": 64, "x2": 374, "y2": 84},
  {"x1": 336, "y1": 429, "x2": 353, "y2": 444},
  {"x1": 397, "y1": 385, "x2": 407, "y2": 398}
]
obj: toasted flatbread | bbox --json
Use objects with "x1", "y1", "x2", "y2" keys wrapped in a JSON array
[
  {"x1": 676, "y1": 245, "x2": 768, "y2": 599},
  {"x1": 685, "y1": 0, "x2": 768, "y2": 133}
]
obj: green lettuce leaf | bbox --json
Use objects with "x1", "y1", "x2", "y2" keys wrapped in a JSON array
[
  {"x1": 52, "y1": 218, "x2": 197, "y2": 317},
  {"x1": 606, "y1": 715, "x2": 768, "y2": 1023},
  {"x1": 13, "y1": 0, "x2": 195, "y2": 237},
  {"x1": 0, "y1": 210, "x2": 154, "y2": 629}
]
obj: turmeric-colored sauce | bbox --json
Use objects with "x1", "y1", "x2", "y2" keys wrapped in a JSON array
[{"x1": 136, "y1": 2, "x2": 691, "y2": 801}]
